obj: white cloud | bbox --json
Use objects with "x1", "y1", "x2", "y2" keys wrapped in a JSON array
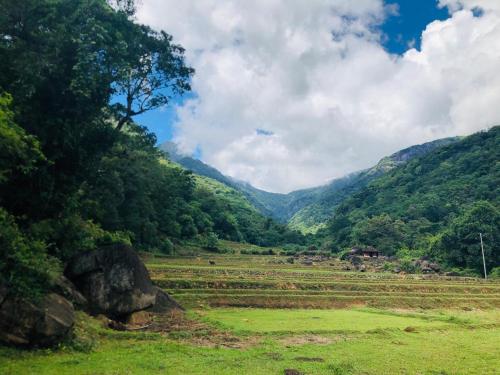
[{"x1": 138, "y1": 0, "x2": 500, "y2": 193}]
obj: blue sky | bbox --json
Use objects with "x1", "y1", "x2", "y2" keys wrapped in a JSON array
[{"x1": 136, "y1": 0, "x2": 450, "y2": 146}]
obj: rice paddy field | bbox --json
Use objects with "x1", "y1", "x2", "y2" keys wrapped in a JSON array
[{"x1": 1, "y1": 247, "x2": 500, "y2": 374}]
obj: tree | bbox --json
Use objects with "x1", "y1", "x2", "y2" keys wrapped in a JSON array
[
  {"x1": 352, "y1": 214, "x2": 406, "y2": 255},
  {"x1": 110, "y1": 11, "x2": 194, "y2": 130},
  {"x1": 433, "y1": 201, "x2": 499, "y2": 272}
]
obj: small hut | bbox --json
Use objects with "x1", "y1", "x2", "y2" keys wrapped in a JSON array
[{"x1": 362, "y1": 246, "x2": 379, "y2": 258}]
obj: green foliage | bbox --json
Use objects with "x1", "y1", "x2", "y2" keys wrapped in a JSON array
[
  {"x1": 0, "y1": 93, "x2": 45, "y2": 185},
  {"x1": 202, "y1": 232, "x2": 219, "y2": 251},
  {"x1": 431, "y1": 201, "x2": 499, "y2": 271},
  {"x1": 0, "y1": 0, "x2": 306, "y2": 299},
  {"x1": 489, "y1": 267, "x2": 500, "y2": 278},
  {"x1": 0, "y1": 208, "x2": 58, "y2": 299},
  {"x1": 192, "y1": 175, "x2": 306, "y2": 247},
  {"x1": 352, "y1": 214, "x2": 406, "y2": 255},
  {"x1": 323, "y1": 127, "x2": 500, "y2": 270}
]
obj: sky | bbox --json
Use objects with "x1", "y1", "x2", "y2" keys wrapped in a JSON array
[{"x1": 136, "y1": 0, "x2": 500, "y2": 193}]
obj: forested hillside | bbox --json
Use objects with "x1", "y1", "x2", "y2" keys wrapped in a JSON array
[
  {"x1": 320, "y1": 126, "x2": 499, "y2": 273},
  {"x1": 288, "y1": 137, "x2": 460, "y2": 233}
]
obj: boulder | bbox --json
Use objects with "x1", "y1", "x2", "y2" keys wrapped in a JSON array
[
  {"x1": 147, "y1": 287, "x2": 184, "y2": 313},
  {"x1": 0, "y1": 292, "x2": 74, "y2": 347},
  {"x1": 52, "y1": 276, "x2": 87, "y2": 308},
  {"x1": 429, "y1": 263, "x2": 441, "y2": 272},
  {"x1": 65, "y1": 244, "x2": 156, "y2": 318}
]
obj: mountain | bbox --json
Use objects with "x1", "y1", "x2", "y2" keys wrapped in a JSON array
[
  {"x1": 287, "y1": 137, "x2": 461, "y2": 233},
  {"x1": 160, "y1": 142, "x2": 288, "y2": 218},
  {"x1": 161, "y1": 137, "x2": 460, "y2": 232},
  {"x1": 322, "y1": 126, "x2": 499, "y2": 271}
]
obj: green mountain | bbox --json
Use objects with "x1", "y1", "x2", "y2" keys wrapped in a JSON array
[
  {"x1": 287, "y1": 137, "x2": 461, "y2": 233},
  {"x1": 321, "y1": 126, "x2": 499, "y2": 272},
  {"x1": 161, "y1": 137, "x2": 460, "y2": 232}
]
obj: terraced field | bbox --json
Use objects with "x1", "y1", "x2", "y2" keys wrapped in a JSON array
[{"x1": 147, "y1": 254, "x2": 500, "y2": 310}]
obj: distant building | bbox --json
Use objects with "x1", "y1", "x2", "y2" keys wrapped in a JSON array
[{"x1": 362, "y1": 246, "x2": 379, "y2": 258}]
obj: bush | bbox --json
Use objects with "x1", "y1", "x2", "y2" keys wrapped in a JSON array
[
  {"x1": 383, "y1": 262, "x2": 393, "y2": 272},
  {"x1": 202, "y1": 232, "x2": 219, "y2": 250},
  {"x1": 399, "y1": 259, "x2": 419, "y2": 274},
  {"x1": 159, "y1": 238, "x2": 174, "y2": 255},
  {"x1": 489, "y1": 267, "x2": 500, "y2": 278},
  {"x1": 0, "y1": 208, "x2": 59, "y2": 299}
]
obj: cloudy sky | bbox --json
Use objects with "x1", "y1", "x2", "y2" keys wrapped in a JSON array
[{"x1": 136, "y1": 0, "x2": 500, "y2": 193}]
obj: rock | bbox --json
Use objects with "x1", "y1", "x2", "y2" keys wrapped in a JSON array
[
  {"x1": 0, "y1": 292, "x2": 74, "y2": 347},
  {"x1": 65, "y1": 244, "x2": 157, "y2": 318},
  {"x1": 429, "y1": 263, "x2": 441, "y2": 272},
  {"x1": 393, "y1": 267, "x2": 401, "y2": 273},
  {"x1": 422, "y1": 267, "x2": 434, "y2": 274},
  {"x1": 52, "y1": 276, "x2": 87, "y2": 307},
  {"x1": 146, "y1": 287, "x2": 184, "y2": 313}
]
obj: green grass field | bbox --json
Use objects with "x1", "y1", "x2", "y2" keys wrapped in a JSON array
[{"x1": 1, "y1": 246, "x2": 499, "y2": 374}]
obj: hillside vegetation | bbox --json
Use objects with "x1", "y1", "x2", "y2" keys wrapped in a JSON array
[
  {"x1": 320, "y1": 126, "x2": 500, "y2": 273},
  {"x1": 163, "y1": 138, "x2": 461, "y2": 232}
]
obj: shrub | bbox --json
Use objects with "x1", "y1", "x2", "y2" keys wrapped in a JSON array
[
  {"x1": 489, "y1": 267, "x2": 500, "y2": 278},
  {"x1": 202, "y1": 232, "x2": 219, "y2": 250},
  {"x1": 399, "y1": 259, "x2": 419, "y2": 274},
  {"x1": 0, "y1": 208, "x2": 59, "y2": 299},
  {"x1": 159, "y1": 238, "x2": 174, "y2": 255}
]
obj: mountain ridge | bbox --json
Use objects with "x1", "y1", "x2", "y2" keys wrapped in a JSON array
[{"x1": 160, "y1": 136, "x2": 461, "y2": 230}]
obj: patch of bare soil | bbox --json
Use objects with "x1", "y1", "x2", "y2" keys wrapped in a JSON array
[
  {"x1": 279, "y1": 334, "x2": 339, "y2": 346},
  {"x1": 146, "y1": 310, "x2": 261, "y2": 348}
]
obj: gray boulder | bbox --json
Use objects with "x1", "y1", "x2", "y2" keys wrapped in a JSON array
[
  {"x1": 0, "y1": 292, "x2": 74, "y2": 347},
  {"x1": 52, "y1": 276, "x2": 87, "y2": 308},
  {"x1": 147, "y1": 287, "x2": 184, "y2": 313},
  {"x1": 65, "y1": 244, "x2": 156, "y2": 318}
]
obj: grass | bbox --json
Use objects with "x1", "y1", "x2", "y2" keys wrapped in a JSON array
[
  {"x1": 1, "y1": 311, "x2": 499, "y2": 374},
  {"x1": 1, "y1": 246, "x2": 499, "y2": 374},
  {"x1": 197, "y1": 308, "x2": 461, "y2": 333}
]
